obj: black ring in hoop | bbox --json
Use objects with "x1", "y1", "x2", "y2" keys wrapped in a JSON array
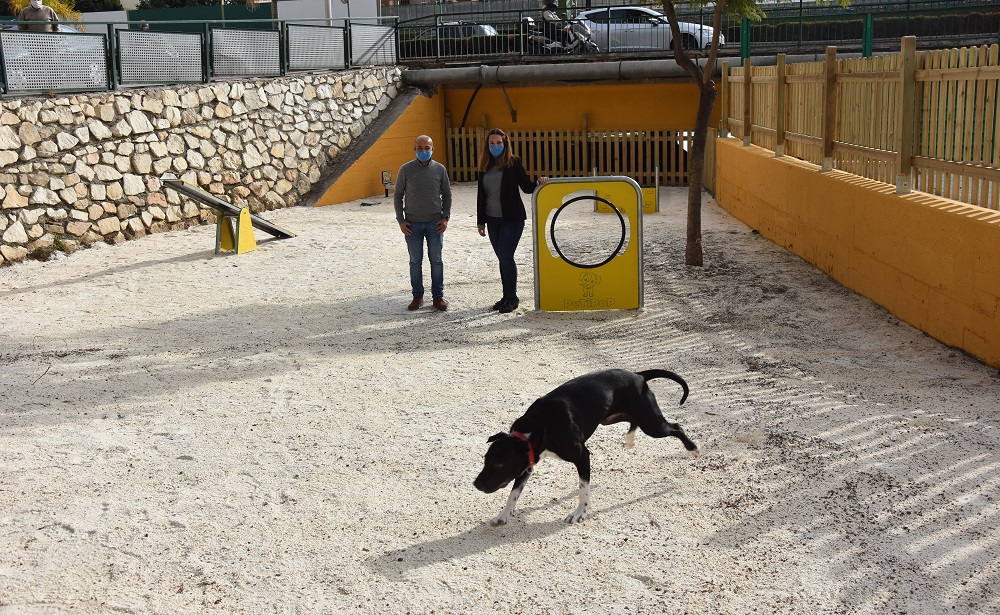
[{"x1": 549, "y1": 195, "x2": 627, "y2": 269}]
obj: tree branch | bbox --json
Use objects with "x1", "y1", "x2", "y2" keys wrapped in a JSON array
[
  {"x1": 703, "y1": 0, "x2": 726, "y2": 87},
  {"x1": 661, "y1": 1, "x2": 705, "y2": 88}
]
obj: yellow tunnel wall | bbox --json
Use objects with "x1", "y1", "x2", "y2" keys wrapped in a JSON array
[
  {"x1": 316, "y1": 82, "x2": 716, "y2": 205},
  {"x1": 314, "y1": 93, "x2": 447, "y2": 207},
  {"x1": 440, "y1": 82, "x2": 713, "y2": 131},
  {"x1": 714, "y1": 138, "x2": 1000, "y2": 369}
]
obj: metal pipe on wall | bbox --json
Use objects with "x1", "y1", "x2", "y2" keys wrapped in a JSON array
[
  {"x1": 400, "y1": 54, "x2": 849, "y2": 88},
  {"x1": 402, "y1": 60, "x2": 695, "y2": 87}
]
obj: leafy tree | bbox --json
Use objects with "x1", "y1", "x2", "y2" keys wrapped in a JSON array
[
  {"x1": 659, "y1": 0, "x2": 847, "y2": 266},
  {"x1": 661, "y1": 0, "x2": 850, "y2": 267},
  {"x1": 7, "y1": 0, "x2": 81, "y2": 24},
  {"x1": 659, "y1": 0, "x2": 745, "y2": 266}
]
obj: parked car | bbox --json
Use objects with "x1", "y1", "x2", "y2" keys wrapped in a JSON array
[
  {"x1": 578, "y1": 6, "x2": 724, "y2": 52},
  {"x1": 402, "y1": 20, "x2": 502, "y2": 58},
  {"x1": 414, "y1": 21, "x2": 499, "y2": 42}
]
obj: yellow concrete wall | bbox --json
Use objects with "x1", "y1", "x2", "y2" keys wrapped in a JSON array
[
  {"x1": 715, "y1": 138, "x2": 1000, "y2": 368},
  {"x1": 442, "y1": 82, "x2": 717, "y2": 131},
  {"x1": 315, "y1": 93, "x2": 447, "y2": 206},
  {"x1": 317, "y1": 82, "x2": 718, "y2": 205}
]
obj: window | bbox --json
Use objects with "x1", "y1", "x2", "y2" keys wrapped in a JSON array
[
  {"x1": 585, "y1": 11, "x2": 610, "y2": 24},
  {"x1": 621, "y1": 9, "x2": 649, "y2": 24},
  {"x1": 607, "y1": 9, "x2": 631, "y2": 24}
]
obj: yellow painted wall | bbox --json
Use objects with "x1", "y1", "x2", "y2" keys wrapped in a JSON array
[
  {"x1": 317, "y1": 82, "x2": 719, "y2": 206},
  {"x1": 715, "y1": 138, "x2": 1000, "y2": 369},
  {"x1": 442, "y1": 82, "x2": 717, "y2": 130},
  {"x1": 315, "y1": 93, "x2": 447, "y2": 206}
]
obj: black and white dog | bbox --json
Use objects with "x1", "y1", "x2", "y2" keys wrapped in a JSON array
[{"x1": 474, "y1": 368, "x2": 699, "y2": 525}]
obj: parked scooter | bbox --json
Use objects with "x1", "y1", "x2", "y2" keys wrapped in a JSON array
[{"x1": 522, "y1": 16, "x2": 600, "y2": 55}]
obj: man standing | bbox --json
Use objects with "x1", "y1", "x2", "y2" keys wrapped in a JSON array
[
  {"x1": 18, "y1": 0, "x2": 60, "y2": 32},
  {"x1": 394, "y1": 134, "x2": 452, "y2": 312}
]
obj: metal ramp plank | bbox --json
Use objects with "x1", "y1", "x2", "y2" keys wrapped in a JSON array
[{"x1": 162, "y1": 177, "x2": 296, "y2": 240}]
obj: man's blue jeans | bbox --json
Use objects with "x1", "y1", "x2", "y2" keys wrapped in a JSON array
[
  {"x1": 486, "y1": 216, "x2": 524, "y2": 300},
  {"x1": 405, "y1": 221, "x2": 444, "y2": 299}
]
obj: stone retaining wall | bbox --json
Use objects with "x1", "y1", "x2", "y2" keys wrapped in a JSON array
[{"x1": 0, "y1": 67, "x2": 402, "y2": 266}]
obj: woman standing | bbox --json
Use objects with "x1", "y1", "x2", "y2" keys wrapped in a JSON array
[{"x1": 477, "y1": 128, "x2": 548, "y2": 313}]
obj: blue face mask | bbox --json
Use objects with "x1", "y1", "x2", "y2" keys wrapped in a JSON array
[
  {"x1": 489, "y1": 144, "x2": 505, "y2": 157},
  {"x1": 415, "y1": 150, "x2": 432, "y2": 163}
]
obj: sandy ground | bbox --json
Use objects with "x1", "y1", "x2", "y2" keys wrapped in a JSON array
[{"x1": 1, "y1": 183, "x2": 999, "y2": 615}]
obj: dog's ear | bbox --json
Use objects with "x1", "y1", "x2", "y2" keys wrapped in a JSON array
[{"x1": 487, "y1": 432, "x2": 507, "y2": 443}]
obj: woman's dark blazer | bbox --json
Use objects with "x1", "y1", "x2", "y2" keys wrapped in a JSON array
[{"x1": 476, "y1": 157, "x2": 539, "y2": 226}]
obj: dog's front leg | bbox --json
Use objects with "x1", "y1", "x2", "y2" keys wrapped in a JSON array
[
  {"x1": 491, "y1": 468, "x2": 533, "y2": 526},
  {"x1": 565, "y1": 448, "x2": 592, "y2": 524}
]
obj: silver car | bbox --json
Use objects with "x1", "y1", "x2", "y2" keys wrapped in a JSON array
[
  {"x1": 414, "y1": 22, "x2": 499, "y2": 42},
  {"x1": 578, "y1": 6, "x2": 724, "y2": 52}
]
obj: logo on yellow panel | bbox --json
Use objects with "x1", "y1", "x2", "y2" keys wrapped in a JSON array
[
  {"x1": 580, "y1": 272, "x2": 600, "y2": 297},
  {"x1": 563, "y1": 272, "x2": 617, "y2": 309}
]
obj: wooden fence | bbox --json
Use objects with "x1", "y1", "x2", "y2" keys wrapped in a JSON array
[
  {"x1": 704, "y1": 127, "x2": 717, "y2": 194},
  {"x1": 446, "y1": 127, "x2": 694, "y2": 186},
  {"x1": 721, "y1": 37, "x2": 1000, "y2": 209}
]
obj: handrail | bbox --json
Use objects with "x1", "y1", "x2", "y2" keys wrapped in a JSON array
[{"x1": 0, "y1": 1, "x2": 996, "y2": 97}]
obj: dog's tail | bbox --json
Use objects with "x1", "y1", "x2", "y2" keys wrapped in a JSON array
[{"x1": 636, "y1": 369, "x2": 689, "y2": 405}]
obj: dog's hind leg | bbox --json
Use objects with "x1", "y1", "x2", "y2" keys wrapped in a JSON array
[
  {"x1": 565, "y1": 449, "x2": 592, "y2": 524},
  {"x1": 624, "y1": 423, "x2": 638, "y2": 449},
  {"x1": 491, "y1": 468, "x2": 533, "y2": 526},
  {"x1": 638, "y1": 417, "x2": 699, "y2": 456},
  {"x1": 637, "y1": 392, "x2": 700, "y2": 456}
]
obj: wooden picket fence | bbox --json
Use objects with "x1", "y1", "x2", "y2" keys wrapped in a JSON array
[
  {"x1": 446, "y1": 127, "x2": 694, "y2": 186},
  {"x1": 721, "y1": 37, "x2": 1000, "y2": 209},
  {"x1": 704, "y1": 127, "x2": 717, "y2": 193}
]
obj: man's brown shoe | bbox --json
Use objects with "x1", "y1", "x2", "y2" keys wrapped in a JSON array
[
  {"x1": 408, "y1": 296, "x2": 424, "y2": 311},
  {"x1": 432, "y1": 297, "x2": 449, "y2": 311}
]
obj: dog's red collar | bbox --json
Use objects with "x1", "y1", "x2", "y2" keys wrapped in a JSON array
[{"x1": 510, "y1": 431, "x2": 536, "y2": 469}]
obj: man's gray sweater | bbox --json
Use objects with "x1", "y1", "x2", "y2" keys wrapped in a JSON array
[
  {"x1": 17, "y1": 5, "x2": 59, "y2": 31},
  {"x1": 394, "y1": 159, "x2": 452, "y2": 224}
]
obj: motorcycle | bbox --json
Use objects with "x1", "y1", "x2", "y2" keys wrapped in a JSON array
[{"x1": 522, "y1": 16, "x2": 600, "y2": 55}]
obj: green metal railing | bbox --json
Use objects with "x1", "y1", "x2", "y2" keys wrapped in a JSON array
[
  {"x1": 733, "y1": 3, "x2": 1000, "y2": 59},
  {"x1": 0, "y1": 16, "x2": 390, "y2": 97},
  {"x1": 392, "y1": 1, "x2": 1000, "y2": 63},
  {"x1": 1, "y1": 1, "x2": 998, "y2": 97}
]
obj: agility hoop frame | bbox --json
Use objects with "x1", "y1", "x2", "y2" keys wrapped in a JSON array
[{"x1": 532, "y1": 176, "x2": 644, "y2": 312}]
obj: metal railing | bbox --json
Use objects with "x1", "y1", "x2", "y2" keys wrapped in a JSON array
[
  {"x1": 392, "y1": 0, "x2": 999, "y2": 62},
  {"x1": 0, "y1": 17, "x2": 394, "y2": 97},
  {"x1": 1, "y1": 0, "x2": 997, "y2": 97},
  {"x1": 0, "y1": 28, "x2": 111, "y2": 93},
  {"x1": 385, "y1": 0, "x2": 1000, "y2": 57},
  {"x1": 735, "y1": 2, "x2": 1000, "y2": 57}
]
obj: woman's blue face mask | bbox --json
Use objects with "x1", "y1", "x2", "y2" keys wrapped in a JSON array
[
  {"x1": 415, "y1": 150, "x2": 432, "y2": 163},
  {"x1": 489, "y1": 144, "x2": 505, "y2": 157}
]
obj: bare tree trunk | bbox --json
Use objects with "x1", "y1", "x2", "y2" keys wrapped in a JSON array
[
  {"x1": 685, "y1": 82, "x2": 717, "y2": 267},
  {"x1": 660, "y1": 0, "x2": 724, "y2": 267}
]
